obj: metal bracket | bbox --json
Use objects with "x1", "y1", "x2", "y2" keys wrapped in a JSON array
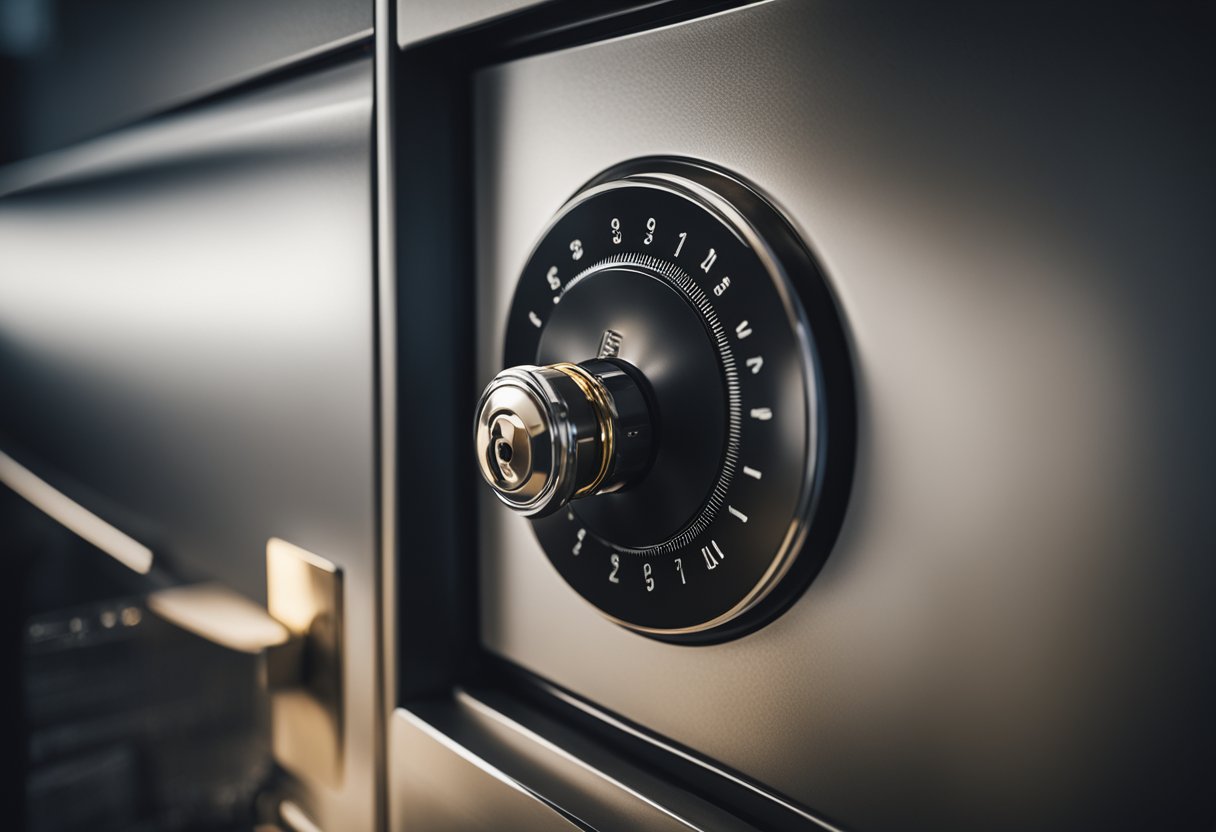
[
  {"x1": 266, "y1": 537, "x2": 344, "y2": 788},
  {"x1": 147, "y1": 538, "x2": 344, "y2": 788}
]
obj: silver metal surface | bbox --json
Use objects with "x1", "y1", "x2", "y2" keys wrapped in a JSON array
[
  {"x1": 390, "y1": 695, "x2": 766, "y2": 832},
  {"x1": 392, "y1": 708, "x2": 586, "y2": 832},
  {"x1": 397, "y1": 0, "x2": 549, "y2": 48},
  {"x1": 475, "y1": 3, "x2": 1215, "y2": 831},
  {"x1": 374, "y1": 4, "x2": 398, "y2": 829},
  {"x1": 9, "y1": 0, "x2": 370, "y2": 159},
  {"x1": 0, "y1": 59, "x2": 378, "y2": 832}
]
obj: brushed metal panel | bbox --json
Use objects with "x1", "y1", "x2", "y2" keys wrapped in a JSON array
[
  {"x1": 397, "y1": 0, "x2": 549, "y2": 48},
  {"x1": 0, "y1": 59, "x2": 377, "y2": 832},
  {"x1": 475, "y1": 4, "x2": 1215, "y2": 831},
  {"x1": 391, "y1": 694, "x2": 766, "y2": 832},
  {"x1": 5, "y1": 0, "x2": 371, "y2": 160},
  {"x1": 391, "y1": 707, "x2": 584, "y2": 832}
]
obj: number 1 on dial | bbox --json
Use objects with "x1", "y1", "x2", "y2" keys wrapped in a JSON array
[{"x1": 674, "y1": 232, "x2": 687, "y2": 257}]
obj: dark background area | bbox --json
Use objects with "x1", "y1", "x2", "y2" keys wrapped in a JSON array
[{"x1": 2, "y1": 485, "x2": 271, "y2": 832}]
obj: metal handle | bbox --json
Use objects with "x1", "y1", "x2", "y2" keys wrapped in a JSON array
[{"x1": 147, "y1": 538, "x2": 343, "y2": 788}]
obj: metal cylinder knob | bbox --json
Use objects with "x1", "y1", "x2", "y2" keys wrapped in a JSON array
[{"x1": 473, "y1": 360, "x2": 655, "y2": 517}]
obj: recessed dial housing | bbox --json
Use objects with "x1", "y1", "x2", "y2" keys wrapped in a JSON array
[{"x1": 481, "y1": 160, "x2": 854, "y2": 643}]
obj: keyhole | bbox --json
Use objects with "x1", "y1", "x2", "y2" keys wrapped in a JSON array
[{"x1": 496, "y1": 440, "x2": 513, "y2": 464}]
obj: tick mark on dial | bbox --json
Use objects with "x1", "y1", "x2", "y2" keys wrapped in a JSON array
[
  {"x1": 728, "y1": 505, "x2": 749, "y2": 523},
  {"x1": 742, "y1": 466, "x2": 762, "y2": 480}
]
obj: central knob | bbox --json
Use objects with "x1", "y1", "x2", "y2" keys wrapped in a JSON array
[{"x1": 474, "y1": 359, "x2": 654, "y2": 517}]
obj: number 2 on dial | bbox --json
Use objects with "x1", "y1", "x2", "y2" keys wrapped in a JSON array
[{"x1": 609, "y1": 553, "x2": 620, "y2": 583}]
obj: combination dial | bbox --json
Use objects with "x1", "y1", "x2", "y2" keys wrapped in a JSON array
[{"x1": 474, "y1": 160, "x2": 854, "y2": 643}]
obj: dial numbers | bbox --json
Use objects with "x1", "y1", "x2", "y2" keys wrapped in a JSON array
[
  {"x1": 505, "y1": 164, "x2": 849, "y2": 642},
  {"x1": 518, "y1": 182, "x2": 807, "y2": 630}
]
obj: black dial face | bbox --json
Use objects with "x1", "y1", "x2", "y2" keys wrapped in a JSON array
[{"x1": 501, "y1": 160, "x2": 853, "y2": 642}]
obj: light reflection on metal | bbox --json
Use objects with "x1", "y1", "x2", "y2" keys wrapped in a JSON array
[
  {"x1": 279, "y1": 799, "x2": 326, "y2": 832},
  {"x1": 147, "y1": 582, "x2": 290, "y2": 654},
  {"x1": 0, "y1": 448, "x2": 154, "y2": 574},
  {"x1": 267, "y1": 537, "x2": 344, "y2": 788}
]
